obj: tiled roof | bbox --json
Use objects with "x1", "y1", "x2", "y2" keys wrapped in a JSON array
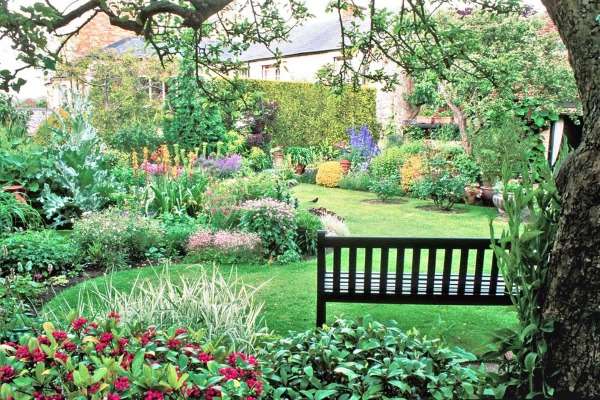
[{"x1": 105, "y1": 17, "x2": 343, "y2": 61}]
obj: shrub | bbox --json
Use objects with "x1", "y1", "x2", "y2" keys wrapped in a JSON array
[
  {"x1": 160, "y1": 214, "x2": 204, "y2": 257},
  {"x1": 316, "y1": 161, "x2": 344, "y2": 188},
  {"x1": 454, "y1": 153, "x2": 481, "y2": 184},
  {"x1": 369, "y1": 175, "x2": 402, "y2": 201},
  {"x1": 294, "y1": 209, "x2": 323, "y2": 256},
  {"x1": 0, "y1": 230, "x2": 80, "y2": 278},
  {"x1": 72, "y1": 209, "x2": 165, "y2": 269},
  {"x1": 261, "y1": 317, "x2": 489, "y2": 399},
  {"x1": 238, "y1": 198, "x2": 299, "y2": 262},
  {"x1": 297, "y1": 167, "x2": 317, "y2": 184},
  {"x1": 401, "y1": 155, "x2": 425, "y2": 192},
  {"x1": 338, "y1": 171, "x2": 372, "y2": 191},
  {"x1": 244, "y1": 80, "x2": 379, "y2": 147},
  {"x1": 246, "y1": 147, "x2": 272, "y2": 171},
  {"x1": 108, "y1": 122, "x2": 162, "y2": 153},
  {"x1": 185, "y1": 230, "x2": 262, "y2": 264},
  {"x1": 412, "y1": 172, "x2": 468, "y2": 211},
  {"x1": 0, "y1": 192, "x2": 42, "y2": 233},
  {"x1": 0, "y1": 313, "x2": 264, "y2": 400},
  {"x1": 369, "y1": 146, "x2": 406, "y2": 181}
]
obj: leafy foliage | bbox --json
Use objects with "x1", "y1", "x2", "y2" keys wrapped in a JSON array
[
  {"x1": 0, "y1": 230, "x2": 80, "y2": 278},
  {"x1": 369, "y1": 175, "x2": 402, "y2": 202},
  {"x1": 261, "y1": 317, "x2": 491, "y2": 399},
  {"x1": 0, "y1": 192, "x2": 42, "y2": 233}
]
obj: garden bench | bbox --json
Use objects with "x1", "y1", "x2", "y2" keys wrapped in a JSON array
[{"x1": 316, "y1": 231, "x2": 512, "y2": 326}]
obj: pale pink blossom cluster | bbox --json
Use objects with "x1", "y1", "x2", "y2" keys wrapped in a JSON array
[
  {"x1": 238, "y1": 198, "x2": 295, "y2": 220},
  {"x1": 187, "y1": 229, "x2": 262, "y2": 253},
  {"x1": 140, "y1": 161, "x2": 183, "y2": 177}
]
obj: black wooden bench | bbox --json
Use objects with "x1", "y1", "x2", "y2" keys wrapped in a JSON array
[{"x1": 316, "y1": 231, "x2": 512, "y2": 326}]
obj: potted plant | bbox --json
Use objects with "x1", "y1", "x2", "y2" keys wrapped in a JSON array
[
  {"x1": 270, "y1": 146, "x2": 284, "y2": 167},
  {"x1": 464, "y1": 183, "x2": 481, "y2": 205},
  {"x1": 286, "y1": 146, "x2": 314, "y2": 175}
]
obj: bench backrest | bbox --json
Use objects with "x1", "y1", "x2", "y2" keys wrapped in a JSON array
[{"x1": 316, "y1": 231, "x2": 510, "y2": 303}]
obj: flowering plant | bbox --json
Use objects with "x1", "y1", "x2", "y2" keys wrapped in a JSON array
[
  {"x1": 186, "y1": 230, "x2": 262, "y2": 264},
  {"x1": 197, "y1": 155, "x2": 242, "y2": 178},
  {"x1": 345, "y1": 126, "x2": 380, "y2": 169},
  {"x1": 0, "y1": 313, "x2": 264, "y2": 400},
  {"x1": 238, "y1": 199, "x2": 299, "y2": 262}
]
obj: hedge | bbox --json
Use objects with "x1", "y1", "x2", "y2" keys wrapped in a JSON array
[{"x1": 245, "y1": 80, "x2": 380, "y2": 147}]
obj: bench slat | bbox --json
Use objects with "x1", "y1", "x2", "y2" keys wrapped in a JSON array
[
  {"x1": 442, "y1": 248, "x2": 452, "y2": 295},
  {"x1": 395, "y1": 247, "x2": 405, "y2": 294},
  {"x1": 364, "y1": 247, "x2": 373, "y2": 295},
  {"x1": 348, "y1": 247, "x2": 357, "y2": 295},
  {"x1": 411, "y1": 248, "x2": 421, "y2": 295},
  {"x1": 458, "y1": 248, "x2": 468, "y2": 295},
  {"x1": 426, "y1": 248, "x2": 436, "y2": 295},
  {"x1": 380, "y1": 247, "x2": 389, "y2": 295},
  {"x1": 333, "y1": 247, "x2": 341, "y2": 294},
  {"x1": 474, "y1": 247, "x2": 485, "y2": 295}
]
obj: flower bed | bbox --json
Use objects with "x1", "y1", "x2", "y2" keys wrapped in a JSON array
[{"x1": 0, "y1": 314, "x2": 263, "y2": 400}]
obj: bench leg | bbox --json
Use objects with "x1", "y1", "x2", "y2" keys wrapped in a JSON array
[{"x1": 316, "y1": 297, "x2": 325, "y2": 327}]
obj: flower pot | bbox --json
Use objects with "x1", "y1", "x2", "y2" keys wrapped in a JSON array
[
  {"x1": 294, "y1": 164, "x2": 306, "y2": 175},
  {"x1": 464, "y1": 186, "x2": 481, "y2": 205},
  {"x1": 3, "y1": 184, "x2": 27, "y2": 204},
  {"x1": 340, "y1": 159, "x2": 351, "y2": 174}
]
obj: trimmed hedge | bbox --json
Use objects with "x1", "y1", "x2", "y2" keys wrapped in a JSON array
[{"x1": 246, "y1": 80, "x2": 379, "y2": 146}]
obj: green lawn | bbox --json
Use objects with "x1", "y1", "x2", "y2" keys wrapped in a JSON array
[{"x1": 45, "y1": 184, "x2": 517, "y2": 353}]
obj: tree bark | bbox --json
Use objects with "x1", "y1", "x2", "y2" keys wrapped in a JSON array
[
  {"x1": 439, "y1": 82, "x2": 470, "y2": 153},
  {"x1": 540, "y1": 1, "x2": 600, "y2": 398}
]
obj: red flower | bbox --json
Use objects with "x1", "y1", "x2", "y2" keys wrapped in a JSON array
[
  {"x1": 0, "y1": 365, "x2": 15, "y2": 382},
  {"x1": 198, "y1": 352, "x2": 214, "y2": 363},
  {"x1": 38, "y1": 336, "x2": 51, "y2": 345},
  {"x1": 204, "y1": 387, "x2": 221, "y2": 400},
  {"x1": 52, "y1": 331, "x2": 68, "y2": 342},
  {"x1": 227, "y1": 352, "x2": 257, "y2": 367},
  {"x1": 88, "y1": 383, "x2": 101, "y2": 394},
  {"x1": 174, "y1": 328, "x2": 187, "y2": 336},
  {"x1": 144, "y1": 390, "x2": 164, "y2": 400},
  {"x1": 114, "y1": 376, "x2": 130, "y2": 392},
  {"x1": 95, "y1": 343, "x2": 108, "y2": 353},
  {"x1": 120, "y1": 352, "x2": 134, "y2": 369},
  {"x1": 62, "y1": 340, "x2": 77, "y2": 352},
  {"x1": 54, "y1": 351, "x2": 68, "y2": 363},
  {"x1": 167, "y1": 338, "x2": 181, "y2": 350},
  {"x1": 107, "y1": 393, "x2": 120, "y2": 400},
  {"x1": 15, "y1": 345, "x2": 30, "y2": 361},
  {"x1": 32, "y1": 348, "x2": 46, "y2": 363},
  {"x1": 71, "y1": 317, "x2": 88, "y2": 331},
  {"x1": 118, "y1": 338, "x2": 129, "y2": 348},
  {"x1": 99, "y1": 332, "x2": 114, "y2": 343},
  {"x1": 219, "y1": 367, "x2": 239, "y2": 380},
  {"x1": 65, "y1": 371, "x2": 73, "y2": 382}
]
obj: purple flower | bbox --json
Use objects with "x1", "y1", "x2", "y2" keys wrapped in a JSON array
[
  {"x1": 347, "y1": 125, "x2": 379, "y2": 162},
  {"x1": 197, "y1": 154, "x2": 242, "y2": 177}
]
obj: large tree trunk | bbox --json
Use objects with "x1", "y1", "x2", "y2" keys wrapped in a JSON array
[{"x1": 540, "y1": 1, "x2": 600, "y2": 398}]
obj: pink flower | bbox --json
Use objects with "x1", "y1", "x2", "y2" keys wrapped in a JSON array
[
  {"x1": 32, "y1": 348, "x2": 46, "y2": 363},
  {"x1": 219, "y1": 367, "x2": 239, "y2": 380},
  {"x1": 62, "y1": 340, "x2": 77, "y2": 352},
  {"x1": 198, "y1": 352, "x2": 214, "y2": 363},
  {"x1": 15, "y1": 345, "x2": 30, "y2": 361},
  {"x1": 99, "y1": 332, "x2": 114, "y2": 343},
  {"x1": 107, "y1": 311, "x2": 121, "y2": 322},
  {"x1": 71, "y1": 317, "x2": 88, "y2": 331},
  {"x1": 144, "y1": 390, "x2": 164, "y2": 400},
  {"x1": 174, "y1": 328, "x2": 187, "y2": 336},
  {"x1": 114, "y1": 376, "x2": 130, "y2": 392},
  {"x1": 54, "y1": 352, "x2": 68, "y2": 363},
  {"x1": 52, "y1": 331, "x2": 68, "y2": 342},
  {"x1": 107, "y1": 393, "x2": 120, "y2": 400}
]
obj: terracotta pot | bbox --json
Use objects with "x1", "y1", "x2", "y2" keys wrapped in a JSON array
[
  {"x1": 340, "y1": 159, "x2": 351, "y2": 174},
  {"x1": 294, "y1": 164, "x2": 306, "y2": 175},
  {"x1": 3, "y1": 185, "x2": 27, "y2": 204}
]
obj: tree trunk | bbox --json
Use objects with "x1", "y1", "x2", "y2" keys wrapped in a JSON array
[
  {"x1": 439, "y1": 82, "x2": 470, "y2": 153},
  {"x1": 540, "y1": 1, "x2": 600, "y2": 398}
]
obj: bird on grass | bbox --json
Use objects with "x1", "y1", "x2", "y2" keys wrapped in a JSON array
[{"x1": 309, "y1": 197, "x2": 319, "y2": 203}]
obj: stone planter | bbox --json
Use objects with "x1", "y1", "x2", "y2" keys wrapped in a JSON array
[
  {"x1": 340, "y1": 159, "x2": 351, "y2": 174},
  {"x1": 272, "y1": 150, "x2": 284, "y2": 167}
]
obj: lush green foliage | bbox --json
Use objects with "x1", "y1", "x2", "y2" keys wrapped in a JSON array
[
  {"x1": 261, "y1": 317, "x2": 491, "y2": 399},
  {"x1": 294, "y1": 209, "x2": 323, "y2": 256},
  {"x1": 487, "y1": 149, "x2": 561, "y2": 398},
  {"x1": 245, "y1": 80, "x2": 379, "y2": 147},
  {"x1": 0, "y1": 275, "x2": 44, "y2": 342},
  {"x1": 163, "y1": 58, "x2": 227, "y2": 152},
  {"x1": 0, "y1": 230, "x2": 80, "y2": 278},
  {"x1": 369, "y1": 175, "x2": 402, "y2": 202},
  {"x1": 0, "y1": 192, "x2": 42, "y2": 233},
  {"x1": 338, "y1": 171, "x2": 372, "y2": 191},
  {"x1": 108, "y1": 122, "x2": 163, "y2": 154}
]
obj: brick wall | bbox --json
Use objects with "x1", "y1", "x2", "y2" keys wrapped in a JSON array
[{"x1": 70, "y1": 13, "x2": 134, "y2": 58}]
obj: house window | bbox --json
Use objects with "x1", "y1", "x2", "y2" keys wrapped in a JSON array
[{"x1": 262, "y1": 64, "x2": 280, "y2": 80}]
